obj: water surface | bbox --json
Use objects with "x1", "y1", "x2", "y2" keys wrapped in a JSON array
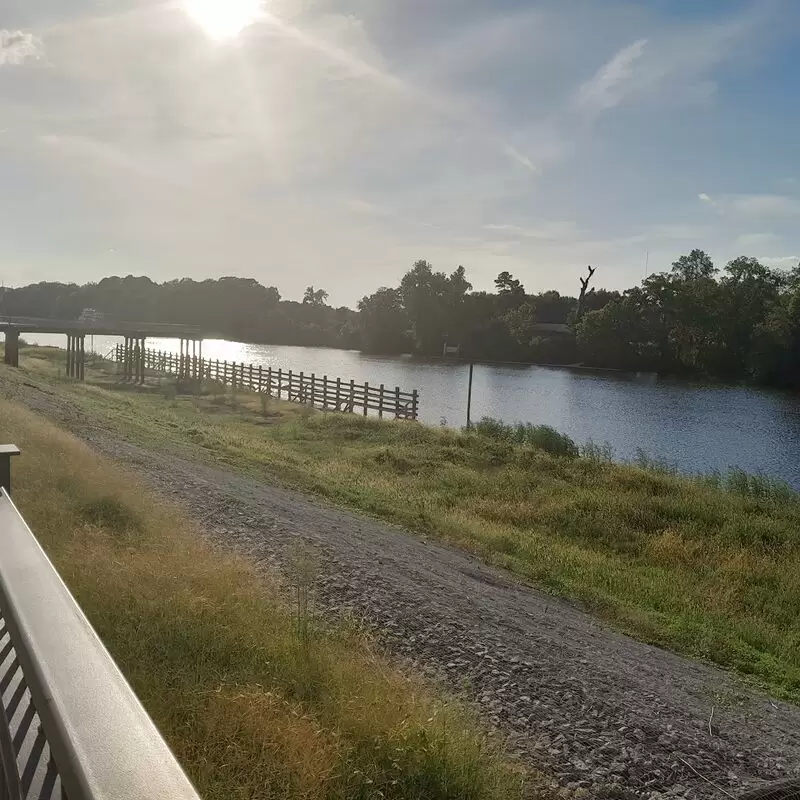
[{"x1": 13, "y1": 332, "x2": 800, "y2": 488}]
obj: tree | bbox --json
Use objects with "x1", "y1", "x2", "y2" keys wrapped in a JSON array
[
  {"x1": 576, "y1": 289, "x2": 655, "y2": 370},
  {"x1": 575, "y1": 265, "x2": 596, "y2": 320},
  {"x1": 494, "y1": 271, "x2": 524, "y2": 296},
  {"x1": 671, "y1": 249, "x2": 717, "y2": 281},
  {"x1": 303, "y1": 286, "x2": 329, "y2": 306},
  {"x1": 399, "y1": 260, "x2": 450, "y2": 354},
  {"x1": 358, "y1": 288, "x2": 409, "y2": 354}
]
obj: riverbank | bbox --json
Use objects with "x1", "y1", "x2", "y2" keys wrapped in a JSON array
[
  {"x1": 3, "y1": 347, "x2": 800, "y2": 705},
  {"x1": 10, "y1": 335, "x2": 800, "y2": 487},
  {"x1": 0, "y1": 392, "x2": 529, "y2": 800}
]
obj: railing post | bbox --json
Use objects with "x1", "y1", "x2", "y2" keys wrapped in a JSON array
[
  {"x1": 378, "y1": 384, "x2": 385, "y2": 418},
  {"x1": 0, "y1": 445, "x2": 20, "y2": 495},
  {"x1": 395, "y1": 386, "x2": 401, "y2": 419},
  {"x1": 277, "y1": 368, "x2": 282, "y2": 399},
  {"x1": 336, "y1": 377, "x2": 341, "y2": 411},
  {"x1": 363, "y1": 382, "x2": 369, "y2": 417}
]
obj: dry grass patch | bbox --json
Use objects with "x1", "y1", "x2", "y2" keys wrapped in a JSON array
[{"x1": 0, "y1": 396, "x2": 528, "y2": 800}]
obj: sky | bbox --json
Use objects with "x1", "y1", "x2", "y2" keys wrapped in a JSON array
[{"x1": 1, "y1": 0, "x2": 799, "y2": 307}]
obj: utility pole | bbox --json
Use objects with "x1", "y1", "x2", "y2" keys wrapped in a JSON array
[{"x1": 466, "y1": 362, "x2": 474, "y2": 430}]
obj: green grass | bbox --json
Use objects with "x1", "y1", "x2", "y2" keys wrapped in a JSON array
[
  {"x1": 0, "y1": 393, "x2": 530, "y2": 800},
  {"x1": 4, "y1": 349, "x2": 800, "y2": 704}
]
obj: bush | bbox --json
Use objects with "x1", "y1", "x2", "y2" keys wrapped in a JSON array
[
  {"x1": 471, "y1": 417, "x2": 579, "y2": 458},
  {"x1": 581, "y1": 439, "x2": 615, "y2": 463}
]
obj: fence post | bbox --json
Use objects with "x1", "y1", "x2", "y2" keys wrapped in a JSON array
[
  {"x1": 349, "y1": 380, "x2": 355, "y2": 413},
  {"x1": 257, "y1": 365, "x2": 263, "y2": 392},
  {"x1": 363, "y1": 382, "x2": 369, "y2": 417},
  {"x1": 241, "y1": 362, "x2": 246, "y2": 389},
  {"x1": 322, "y1": 376, "x2": 328, "y2": 410},
  {"x1": 310, "y1": 373, "x2": 316, "y2": 407},
  {"x1": 378, "y1": 384, "x2": 385, "y2": 418},
  {"x1": 288, "y1": 370, "x2": 293, "y2": 401},
  {"x1": 412, "y1": 390, "x2": 419, "y2": 421},
  {"x1": 267, "y1": 367, "x2": 273, "y2": 395},
  {"x1": 298, "y1": 372, "x2": 304, "y2": 403},
  {"x1": 335, "y1": 377, "x2": 341, "y2": 411},
  {"x1": 395, "y1": 386, "x2": 401, "y2": 419}
]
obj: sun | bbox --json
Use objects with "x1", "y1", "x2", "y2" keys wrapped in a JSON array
[{"x1": 184, "y1": 0, "x2": 263, "y2": 40}]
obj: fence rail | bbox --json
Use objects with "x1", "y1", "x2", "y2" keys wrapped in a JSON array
[
  {"x1": 0, "y1": 448, "x2": 201, "y2": 800},
  {"x1": 111, "y1": 345, "x2": 420, "y2": 421}
]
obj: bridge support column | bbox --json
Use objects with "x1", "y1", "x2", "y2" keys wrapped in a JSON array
[
  {"x1": 122, "y1": 337, "x2": 132, "y2": 382},
  {"x1": 135, "y1": 337, "x2": 146, "y2": 384},
  {"x1": 3, "y1": 329, "x2": 20, "y2": 367},
  {"x1": 64, "y1": 334, "x2": 85, "y2": 379},
  {"x1": 66, "y1": 334, "x2": 73, "y2": 377}
]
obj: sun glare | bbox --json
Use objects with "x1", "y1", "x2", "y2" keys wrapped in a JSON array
[{"x1": 185, "y1": 0, "x2": 263, "y2": 40}]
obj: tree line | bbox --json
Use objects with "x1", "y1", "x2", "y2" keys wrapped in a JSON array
[
  {"x1": 0, "y1": 277, "x2": 359, "y2": 349},
  {"x1": 2, "y1": 249, "x2": 799, "y2": 387}
]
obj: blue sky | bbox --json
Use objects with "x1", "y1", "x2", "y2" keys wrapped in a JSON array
[{"x1": 1, "y1": 0, "x2": 799, "y2": 305}]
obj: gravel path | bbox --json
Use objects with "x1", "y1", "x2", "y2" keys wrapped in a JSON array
[{"x1": 7, "y1": 378, "x2": 800, "y2": 799}]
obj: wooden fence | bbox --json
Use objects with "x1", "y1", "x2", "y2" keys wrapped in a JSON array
[{"x1": 111, "y1": 345, "x2": 419, "y2": 420}]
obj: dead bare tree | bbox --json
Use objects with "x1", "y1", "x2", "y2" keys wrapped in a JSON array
[{"x1": 575, "y1": 265, "x2": 596, "y2": 321}]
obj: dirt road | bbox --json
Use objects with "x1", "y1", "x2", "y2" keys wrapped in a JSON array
[{"x1": 7, "y1": 378, "x2": 800, "y2": 799}]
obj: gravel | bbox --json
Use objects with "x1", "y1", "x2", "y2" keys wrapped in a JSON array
[{"x1": 7, "y1": 378, "x2": 800, "y2": 799}]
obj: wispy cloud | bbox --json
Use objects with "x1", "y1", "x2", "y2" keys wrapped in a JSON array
[
  {"x1": 576, "y1": 39, "x2": 649, "y2": 112},
  {"x1": 760, "y1": 255, "x2": 799, "y2": 268},
  {"x1": 699, "y1": 192, "x2": 800, "y2": 219},
  {"x1": 501, "y1": 144, "x2": 537, "y2": 173},
  {"x1": 484, "y1": 220, "x2": 581, "y2": 240},
  {"x1": 0, "y1": 30, "x2": 43, "y2": 66},
  {"x1": 735, "y1": 232, "x2": 780, "y2": 248}
]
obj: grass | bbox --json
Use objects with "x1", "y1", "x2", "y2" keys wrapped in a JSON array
[
  {"x1": 0, "y1": 394, "x2": 529, "y2": 800},
  {"x1": 4, "y1": 348, "x2": 800, "y2": 704}
]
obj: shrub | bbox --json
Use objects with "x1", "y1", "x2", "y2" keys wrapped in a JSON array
[{"x1": 471, "y1": 417, "x2": 579, "y2": 458}]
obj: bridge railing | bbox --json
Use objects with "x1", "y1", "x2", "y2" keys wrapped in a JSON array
[{"x1": 0, "y1": 448, "x2": 201, "y2": 800}]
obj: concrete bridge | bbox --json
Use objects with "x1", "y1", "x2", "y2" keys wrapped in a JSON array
[{"x1": 0, "y1": 317, "x2": 205, "y2": 381}]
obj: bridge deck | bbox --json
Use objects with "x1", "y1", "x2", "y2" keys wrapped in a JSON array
[{"x1": 0, "y1": 316, "x2": 204, "y2": 339}]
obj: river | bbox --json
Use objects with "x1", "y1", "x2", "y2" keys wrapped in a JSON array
[{"x1": 12, "y1": 332, "x2": 800, "y2": 488}]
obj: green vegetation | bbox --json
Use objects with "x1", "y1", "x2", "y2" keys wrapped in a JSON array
[
  {"x1": 0, "y1": 393, "x2": 528, "y2": 800},
  {"x1": 471, "y1": 418, "x2": 579, "y2": 459},
  {"x1": 3, "y1": 349, "x2": 800, "y2": 705},
  {"x1": 5, "y1": 247, "x2": 799, "y2": 384}
]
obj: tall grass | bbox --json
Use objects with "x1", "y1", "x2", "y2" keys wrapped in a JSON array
[
  {"x1": 471, "y1": 418, "x2": 579, "y2": 458},
  {"x1": 0, "y1": 397, "x2": 527, "y2": 800},
  {"x1": 5, "y1": 354, "x2": 800, "y2": 701}
]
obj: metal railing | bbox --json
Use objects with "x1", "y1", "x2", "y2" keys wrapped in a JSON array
[{"x1": 0, "y1": 448, "x2": 201, "y2": 800}]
